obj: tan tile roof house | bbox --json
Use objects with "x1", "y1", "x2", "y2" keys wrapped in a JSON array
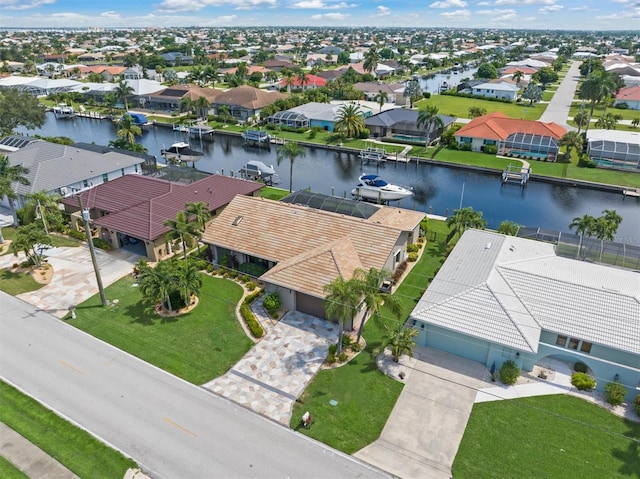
[
  {"x1": 201, "y1": 195, "x2": 424, "y2": 320},
  {"x1": 211, "y1": 85, "x2": 287, "y2": 122}
]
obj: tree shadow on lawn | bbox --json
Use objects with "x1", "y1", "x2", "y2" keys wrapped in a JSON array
[
  {"x1": 612, "y1": 422, "x2": 640, "y2": 478},
  {"x1": 126, "y1": 301, "x2": 158, "y2": 326}
]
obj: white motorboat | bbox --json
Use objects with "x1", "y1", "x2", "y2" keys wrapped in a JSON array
[
  {"x1": 161, "y1": 142, "x2": 203, "y2": 165},
  {"x1": 239, "y1": 160, "x2": 279, "y2": 185},
  {"x1": 351, "y1": 174, "x2": 413, "y2": 202},
  {"x1": 53, "y1": 103, "x2": 75, "y2": 119}
]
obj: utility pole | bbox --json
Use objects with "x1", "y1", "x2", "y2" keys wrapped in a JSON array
[{"x1": 77, "y1": 194, "x2": 107, "y2": 307}]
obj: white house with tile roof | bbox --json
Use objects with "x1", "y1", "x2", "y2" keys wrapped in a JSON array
[{"x1": 410, "y1": 229, "x2": 640, "y2": 400}]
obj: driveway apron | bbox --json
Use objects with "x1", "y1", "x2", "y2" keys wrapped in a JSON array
[
  {"x1": 203, "y1": 312, "x2": 336, "y2": 425},
  {"x1": 355, "y1": 347, "x2": 488, "y2": 479}
]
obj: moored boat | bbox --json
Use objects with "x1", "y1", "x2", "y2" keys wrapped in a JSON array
[
  {"x1": 239, "y1": 160, "x2": 279, "y2": 185},
  {"x1": 53, "y1": 103, "x2": 75, "y2": 119},
  {"x1": 160, "y1": 142, "x2": 203, "y2": 165},
  {"x1": 351, "y1": 174, "x2": 413, "y2": 202}
]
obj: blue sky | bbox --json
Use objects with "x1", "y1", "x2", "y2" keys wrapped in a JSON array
[{"x1": 1, "y1": 0, "x2": 638, "y2": 30}]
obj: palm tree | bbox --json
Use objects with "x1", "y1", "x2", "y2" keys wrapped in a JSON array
[
  {"x1": 403, "y1": 80, "x2": 422, "y2": 108},
  {"x1": 164, "y1": 210, "x2": 202, "y2": 259},
  {"x1": 446, "y1": 206, "x2": 487, "y2": 242},
  {"x1": 179, "y1": 97, "x2": 195, "y2": 116},
  {"x1": 117, "y1": 114, "x2": 142, "y2": 144},
  {"x1": 218, "y1": 105, "x2": 231, "y2": 124},
  {"x1": 24, "y1": 190, "x2": 64, "y2": 234},
  {"x1": 363, "y1": 45, "x2": 380, "y2": 75},
  {"x1": 573, "y1": 111, "x2": 590, "y2": 132},
  {"x1": 595, "y1": 112, "x2": 622, "y2": 130},
  {"x1": 334, "y1": 103, "x2": 366, "y2": 139},
  {"x1": 468, "y1": 106, "x2": 487, "y2": 118},
  {"x1": 353, "y1": 268, "x2": 402, "y2": 344},
  {"x1": 297, "y1": 73, "x2": 310, "y2": 90},
  {"x1": 570, "y1": 214, "x2": 596, "y2": 237},
  {"x1": 173, "y1": 258, "x2": 203, "y2": 307},
  {"x1": 0, "y1": 155, "x2": 30, "y2": 230},
  {"x1": 323, "y1": 276, "x2": 361, "y2": 356},
  {"x1": 193, "y1": 96, "x2": 210, "y2": 120},
  {"x1": 579, "y1": 71, "x2": 616, "y2": 133},
  {"x1": 379, "y1": 323, "x2": 419, "y2": 362},
  {"x1": 10, "y1": 223, "x2": 52, "y2": 267},
  {"x1": 512, "y1": 70, "x2": 524, "y2": 85},
  {"x1": 138, "y1": 260, "x2": 174, "y2": 311},
  {"x1": 374, "y1": 90, "x2": 388, "y2": 112},
  {"x1": 600, "y1": 209, "x2": 622, "y2": 236},
  {"x1": 276, "y1": 141, "x2": 306, "y2": 193},
  {"x1": 559, "y1": 131, "x2": 584, "y2": 160},
  {"x1": 497, "y1": 220, "x2": 521, "y2": 236},
  {"x1": 114, "y1": 80, "x2": 134, "y2": 111},
  {"x1": 185, "y1": 201, "x2": 211, "y2": 232},
  {"x1": 416, "y1": 105, "x2": 444, "y2": 149},
  {"x1": 103, "y1": 92, "x2": 117, "y2": 116}
]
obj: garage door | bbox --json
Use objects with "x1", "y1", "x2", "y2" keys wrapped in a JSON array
[
  {"x1": 295, "y1": 293, "x2": 326, "y2": 319},
  {"x1": 425, "y1": 325, "x2": 489, "y2": 364}
]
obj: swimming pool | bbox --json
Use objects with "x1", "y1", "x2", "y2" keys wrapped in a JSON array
[{"x1": 392, "y1": 134, "x2": 424, "y2": 143}]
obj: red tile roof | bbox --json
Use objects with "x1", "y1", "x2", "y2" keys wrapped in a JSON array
[
  {"x1": 616, "y1": 85, "x2": 640, "y2": 102},
  {"x1": 64, "y1": 174, "x2": 262, "y2": 241},
  {"x1": 279, "y1": 74, "x2": 327, "y2": 88},
  {"x1": 455, "y1": 112, "x2": 566, "y2": 141}
]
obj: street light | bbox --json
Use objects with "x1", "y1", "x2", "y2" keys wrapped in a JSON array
[{"x1": 77, "y1": 194, "x2": 107, "y2": 307}]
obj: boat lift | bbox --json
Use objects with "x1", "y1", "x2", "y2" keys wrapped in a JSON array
[{"x1": 501, "y1": 164, "x2": 530, "y2": 188}]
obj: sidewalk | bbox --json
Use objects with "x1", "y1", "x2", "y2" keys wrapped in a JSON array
[{"x1": 0, "y1": 423, "x2": 79, "y2": 479}]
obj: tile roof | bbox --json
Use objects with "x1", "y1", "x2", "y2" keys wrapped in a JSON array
[
  {"x1": 411, "y1": 229, "x2": 640, "y2": 355},
  {"x1": 616, "y1": 85, "x2": 640, "y2": 102},
  {"x1": 149, "y1": 84, "x2": 222, "y2": 102},
  {"x1": 8, "y1": 141, "x2": 147, "y2": 196},
  {"x1": 455, "y1": 112, "x2": 566, "y2": 141},
  {"x1": 201, "y1": 196, "x2": 409, "y2": 295},
  {"x1": 64, "y1": 174, "x2": 262, "y2": 241},
  {"x1": 212, "y1": 85, "x2": 287, "y2": 110}
]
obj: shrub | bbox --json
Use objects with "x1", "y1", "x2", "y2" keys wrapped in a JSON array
[
  {"x1": 571, "y1": 372, "x2": 596, "y2": 391},
  {"x1": 392, "y1": 261, "x2": 408, "y2": 282},
  {"x1": 605, "y1": 382, "x2": 627, "y2": 406},
  {"x1": 406, "y1": 243, "x2": 419, "y2": 253},
  {"x1": 262, "y1": 292, "x2": 281, "y2": 318},
  {"x1": 327, "y1": 353, "x2": 336, "y2": 364},
  {"x1": 460, "y1": 143, "x2": 472, "y2": 151},
  {"x1": 239, "y1": 302, "x2": 264, "y2": 338},
  {"x1": 635, "y1": 394, "x2": 640, "y2": 416},
  {"x1": 328, "y1": 344, "x2": 338, "y2": 356},
  {"x1": 577, "y1": 156, "x2": 596, "y2": 168},
  {"x1": 614, "y1": 102, "x2": 628, "y2": 109},
  {"x1": 66, "y1": 229, "x2": 86, "y2": 241},
  {"x1": 358, "y1": 128, "x2": 370, "y2": 139},
  {"x1": 499, "y1": 360, "x2": 520, "y2": 385},
  {"x1": 92, "y1": 238, "x2": 111, "y2": 250},
  {"x1": 339, "y1": 352, "x2": 348, "y2": 362},
  {"x1": 574, "y1": 361, "x2": 588, "y2": 373},
  {"x1": 484, "y1": 144, "x2": 498, "y2": 155},
  {"x1": 351, "y1": 341, "x2": 361, "y2": 352},
  {"x1": 245, "y1": 281, "x2": 257, "y2": 291},
  {"x1": 407, "y1": 252, "x2": 419, "y2": 262}
]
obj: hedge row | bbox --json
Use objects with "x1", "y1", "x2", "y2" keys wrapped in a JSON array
[{"x1": 241, "y1": 290, "x2": 264, "y2": 338}]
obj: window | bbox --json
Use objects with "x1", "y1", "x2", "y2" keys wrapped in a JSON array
[
  {"x1": 580, "y1": 341, "x2": 592, "y2": 353},
  {"x1": 568, "y1": 337, "x2": 579, "y2": 350},
  {"x1": 555, "y1": 335, "x2": 567, "y2": 347},
  {"x1": 83, "y1": 180, "x2": 89, "y2": 188},
  {"x1": 462, "y1": 137, "x2": 472, "y2": 144},
  {"x1": 102, "y1": 173, "x2": 109, "y2": 182}
]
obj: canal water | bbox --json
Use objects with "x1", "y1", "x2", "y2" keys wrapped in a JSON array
[{"x1": 17, "y1": 113, "x2": 640, "y2": 243}]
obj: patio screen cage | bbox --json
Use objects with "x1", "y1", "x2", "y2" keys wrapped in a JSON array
[
  {"x1": 267, "y1": 111, "x2": 310, "y2": 129},
  {"x1": 517, "y1": 227, "x2": 640, "y2": 271},
  {"x1": 280, "y1": 190, "x2": 380, "y2": 219},
  {"x1": 502, "y1": 133, "x2": 559, "y2": 155},
  {"x1": 588, "y1": 140, "x2": 640, "y2": 170}
]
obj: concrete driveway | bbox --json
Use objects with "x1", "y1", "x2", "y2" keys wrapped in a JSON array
[
  {"x1": 0, "y1": 245, "x2": 139, "y2": 317},
  {"x1": 538, "y1": 60, "x2": 581, "y2": 129},
  {"x1": 355, "y1": 347, "x2": 489, "y2": 479}
]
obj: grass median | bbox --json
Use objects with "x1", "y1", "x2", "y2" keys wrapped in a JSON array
[
  {"x1": 0, "y1": 380, "x2": 137, "y2": 479},
  {"x1": 290, "y1": 221, "x2": 451, "y2": 453},
  {"x1": 453, "y1": 394, "x2": 640, "y2": 478},
  {"x1": 69, "y1": 274, "x2": 253, "y2": 385}
]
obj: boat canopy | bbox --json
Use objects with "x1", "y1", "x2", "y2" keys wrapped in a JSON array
[
  {"x1": 124, "y1": 112, "x2": 149, "y2": 125},
  {"x1": 361, "y1": 174, "x2": 388, "y2": 187},
  {"x1": 244, "y1": 160, "x2": 275, "y2": 175}
]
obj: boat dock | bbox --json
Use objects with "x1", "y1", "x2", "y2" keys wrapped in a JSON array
[
  {"x1": 241, "y1": 130, "x2": 271, "y2": 145},
  {"x1": 359, "y1": 146, "x2": 387, "y2": 164},
  {"x1": 623, "y1": 188, "x2": 640, "y2": 198},
  {"x1": 501, "y1": 164, "x2": 531, "y2": 187}
]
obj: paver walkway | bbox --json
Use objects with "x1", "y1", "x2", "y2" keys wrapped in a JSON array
[
  {"x1": 0, "y1": 245, "x2": 139, "y2": 318},
  {"x1": 203, "y1": 311, "x2": 336, "y2": 425}
]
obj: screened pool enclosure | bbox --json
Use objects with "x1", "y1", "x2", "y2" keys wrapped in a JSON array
[{"x1": 588, "y1": 139, "x2": 640, "y2": 170}]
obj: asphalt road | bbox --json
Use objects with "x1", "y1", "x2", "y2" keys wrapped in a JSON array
[{"x1": 0, "y1": 293, "x2": 391, "y2": 479}]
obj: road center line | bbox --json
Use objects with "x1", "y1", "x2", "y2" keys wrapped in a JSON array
[
  {"x1": 59, "y1": 359, "x2": 84, "y2": 375},
  {"x1": 162, "y1": 417, "x2": 197, "y2": 437}
]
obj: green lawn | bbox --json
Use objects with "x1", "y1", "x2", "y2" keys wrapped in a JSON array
[
  {"x1": 568, "y1": 104, "x2": 640, "y2": 122},
  {"x1": 0, "y1": 456, "x2": 29, "y2": 479},
  {"x1": 69, "y1": 274, "x2": 253, "y2": 384},
  {"x1": 0, "y1": 380, "x2": 137, "y2": 479},
  {"x1": 290, "y1": 221, "x2": 452, "y2": 453},
  {"x1": 0, "y1": 268, "x2": 43, "y2": 295},
  {"x1": 260, "y1": 186, "x2": 290, "y2": 200},
  {"x1": 416, "y1": 96, "x2": 544, "y2": 120},
  {"x1": 453, "y1": 395, "x2": 640, "y2": 479}
]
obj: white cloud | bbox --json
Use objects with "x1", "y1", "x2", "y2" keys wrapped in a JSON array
[
  {"x1": 310, "y1": 12, "x2": 350, "y2": 19},
  {"x1": 291, "y1": 1, "x2": 358, "y2": 8},
  {"x1": 0, "y1": 0, "x2": 54, "y2": 10},
  {"x1": 440, "y1": 8, "x2": 470, "y2": 17},
  {"x1": 430, "y1": 0, "x2": 467, "y2": 8},
  {"x1": 374, "y1": 5, "x2": 390, "y2": 16},
  {"x1": 101, "y1": 11, "x2": 121, "y2": 18},
  {"x1": 569, "y1": 6, "x2": 597, "y2": 11},
  {"x1": 493, "y1": 0, "x2": 554, "y2": 4},
  {"x1": 157, "y1": 0, "x2": 276, "y2": 13},
  {"x1": 539, "y1": 4, "x2": 563, "y2": 13},
  {"x1": 476, "y1": 8, "x2": 515, "y2": 15}
]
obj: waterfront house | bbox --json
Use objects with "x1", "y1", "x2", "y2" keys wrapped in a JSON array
[
  {"x1": 614, "y1": 85, "x2": 640, "y2": 110},
  {"x1": 467, "y1": 81, "x2": 520, "y2": 101},
  {"x1": 62, "y1": 174, "x2": 262, "y2": 261},
  {"x1": 147, "y1": 84, "x2": 222, "y2": 113},
  {"x1": 454, "y1": 112, "x2": 566, "y2": 158},
  {"x1": 1, "y1": 140, "x2": 150, "y2": 210},
  {"x1": 210, "y1": 85, "x2": 287, "y2": 123},
  {"x1": 586, "y1": 129, "x2": 640, "y2": 170},
  {"x1": 409, "y1": 229, "x2": 640, "y2": 401},
  {"x1": 353, "y1": 82, "x2": 407, "y2": 105},
  {"x1": 366, "y1": 108, "x2": 456, "y2": 144},
  {"x1": 200, "y1": 194, "x2": 424, "y2": 323}
]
